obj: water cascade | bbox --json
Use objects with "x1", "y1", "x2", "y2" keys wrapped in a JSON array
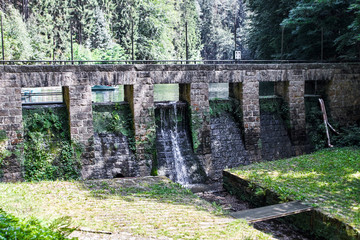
[{"x1": 155, "y1": 102, "x2": 206, "y2": 185}]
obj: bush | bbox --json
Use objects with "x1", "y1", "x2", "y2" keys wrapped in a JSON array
[
  {"x1": 0, "y1": 209, "x2": 75, "y2": 240},
  {"x1": 333, "y1": 124, "x2": 360, "y2": 147}
]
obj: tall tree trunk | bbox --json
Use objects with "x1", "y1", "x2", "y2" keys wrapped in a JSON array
[{"x1": 22, "y1": 0, "x2": 29, "y2": 20}]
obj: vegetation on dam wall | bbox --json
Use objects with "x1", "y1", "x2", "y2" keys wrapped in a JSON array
[
  {"x1": 306, "y1": 97, "x2": 360, "y2": 151},
  {"x1": 22, "y1": 107, "x2": 82, "y2": 181},
  {"x1": 93, "y1": 103, "x2": 135, "y2": 150}
]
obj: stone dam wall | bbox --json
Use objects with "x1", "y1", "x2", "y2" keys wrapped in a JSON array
[
  {"x1": 210, "y1": 112, "x2": 249, "y2": 182},
  {"x1": 0, "y1": 63, "x2": 359, "y2": 182}
]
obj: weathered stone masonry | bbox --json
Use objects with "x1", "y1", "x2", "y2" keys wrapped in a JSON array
[
  {"x1": 0, "y1": 72, "x2": 22, "y2": 181},
  {"x1": 0, "y1": 63, "x2": 359, "y2": 181}
]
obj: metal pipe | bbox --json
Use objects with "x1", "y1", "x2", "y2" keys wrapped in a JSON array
[
  {"x1": 185, "y1": 21, "x2": 188, "y2": 62},
  {"x1": 70, "y1": 24, "x2": 74, "y2": 64},
  {"x1": 131, "y1": 20, "x2": 134, "y2": 61},
  {"x1": 321, "y1": 27, "x2": 324, "y2": 61},
  {"x1": 234, "y1": 14, "x2": 237, "y2": 53},
  {"x1": 281, "y1": 26, "x2": 284, "y2": 59},
  {"x1": 1, "y1": 14, "x2": 4, "y2": 61}
]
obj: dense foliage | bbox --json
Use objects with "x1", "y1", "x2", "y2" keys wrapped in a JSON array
[
  {"x1": 247, "y1": 0, "x2": 360, "y2": 60},
  {"x1": 0, "y1": 0, "x2": 203, "y2": 61},
  {"x1": 198, "y1": 0, "x2": 248, "y2": 60},
  {"x1": 0, "y1": 209, "x2": 74, "y2": 240},
  {"x1": 0, "y1": 0, "x2": 249, "y2": 61},
  {"x1": 1, "y1": 0, "x2": 359, "y2": 60},
  {"x1": 22, "y1": 107, "x2": 82, "y2": 181}
]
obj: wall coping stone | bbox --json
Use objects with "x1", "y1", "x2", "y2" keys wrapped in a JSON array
[{"x1": 1, "y1": 63, "x2": 360, "y2": 74}]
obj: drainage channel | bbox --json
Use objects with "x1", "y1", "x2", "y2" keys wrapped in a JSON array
[{"x1": 194, "y1": 187, "x2": 321, "y2": 240}]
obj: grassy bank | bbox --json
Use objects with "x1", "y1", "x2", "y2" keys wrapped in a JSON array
[
  {"x1": 0, "y1": 177, "x2": 272, "y2": 240},
  {"x1": 229, "y1": 147, "x2": 360, "y2": 231}
]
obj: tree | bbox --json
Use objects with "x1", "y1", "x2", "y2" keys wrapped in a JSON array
[
  {"x1": 111, "y1": 0, "x2": 138, "y2": 58},
  {"x1": 69, "y1": 0, "x2": 99, "y2": 46},
  {"x1": 245, "y1": 0, "x2": 358, "y2": 60},
  {"x1": 0, "y1": 6, "x2": 32, "y2": 60},
  {"x1": 282, "y1": 0, "x2": 355, "y2": 60},
  {"x1": 87, "y1": 7, "x2": 112, "y2": 49},
  {"x1": 335, "y1": 1, "x2": 360, "y2": 59},
  {"x1": 136, "y1": 0, "x2": 175, "y2": 60},
  {"x1": 198, "y1": 0, "x2": 246, "y2": 60},
  {"x1": 26, "y1": 6, "x2": 54, "y2": 60},
  {"x1": 29, "y1": 0, "x2": 72, "y2": 60},
  {"x1": 172, "y1": 0, "x2": 202, "y2": 60},
  {"x1": 246, "y1": 0, "x2": 298, "y2": 59}
]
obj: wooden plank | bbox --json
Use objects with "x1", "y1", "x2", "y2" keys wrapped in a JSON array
[{"x1": 230, "y1": 201, "x2": 313, "y2": 223}]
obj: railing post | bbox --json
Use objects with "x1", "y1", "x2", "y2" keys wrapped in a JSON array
[
  {"x1": 1, "y1": 15, "x2": 5, "y2": 62},
  {"x1": 70, "y1": 24, "x2": 74, "y2": 65}
]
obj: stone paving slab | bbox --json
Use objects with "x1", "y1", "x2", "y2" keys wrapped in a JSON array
[{"x1": 230, "y1": 201, "x2": 313, "y2": 223}]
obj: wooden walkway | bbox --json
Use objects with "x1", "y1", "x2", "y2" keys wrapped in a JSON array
[{"x1": 230, "y1": 201, "x2": 313, "y2": 223}]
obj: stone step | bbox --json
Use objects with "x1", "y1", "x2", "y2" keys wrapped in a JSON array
[{"x1": 230, "y1": 201, "x2": 313, "y2": 223}]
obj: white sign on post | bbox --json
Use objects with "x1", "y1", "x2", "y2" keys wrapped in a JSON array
[{"x1": 234, "y1": 51, "x2": 242, "y2": 60}]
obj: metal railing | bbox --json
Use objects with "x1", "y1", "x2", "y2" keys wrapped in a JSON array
[{"x1": 0, "y1": 59, "x2": 358, "y2": 66}]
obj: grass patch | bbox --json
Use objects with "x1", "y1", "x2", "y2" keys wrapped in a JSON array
[
  {"x1": 0, "y1": 177, "x2": 272, "y2": 239},
  {"x1": 229, "y1": 147, "x2": 360, "y2": 231}
]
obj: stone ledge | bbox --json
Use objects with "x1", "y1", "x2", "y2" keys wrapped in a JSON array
[{"x1": 2, "y1": 63, "x2": 360, "y2": 73}]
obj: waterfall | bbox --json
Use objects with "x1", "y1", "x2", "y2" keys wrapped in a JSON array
[
  {"x1": 157, "y1": 102, "x2": 190, "y2": 185},
  {"x1": 170, "y1": 103, "x2": 189, "y2": 185},
  {"x1": 156, "y1": 102, "x2": 205, "y2": 186}
]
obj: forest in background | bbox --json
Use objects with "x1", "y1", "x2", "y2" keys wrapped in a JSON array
[{"x1": 0, "y1": 0, "x2": 359, "y2": 61}]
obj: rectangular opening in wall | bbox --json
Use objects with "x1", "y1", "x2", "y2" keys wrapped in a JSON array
[
  {"x1": 22, "y1": 87, "x2": 63, "y2": 105},
  {"x1": 209, "y1": 83, "x2": 229, "y2": 100},
  {"x1": 21, "y1": 101, "x2": 75, "y2": 181},
  {"x1": 259, "y1": 82, "x2": 275, "y2": 97},
  {"x1": 92, "y1": 85, "x2": 124, "y2": 103},
  {"x1": 305, "y1": 80, "x2": 327, "y2": 97},
  {"x1": 154, "y1": 84, "x2": 179, "y2": 102}
]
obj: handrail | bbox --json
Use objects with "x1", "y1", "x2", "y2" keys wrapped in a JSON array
[{"x1": 0, "y1": 59, "x2": 359, "y2": 66}]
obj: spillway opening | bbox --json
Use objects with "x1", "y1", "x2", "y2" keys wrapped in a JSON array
[
  {"x1": 92, "y1": 85, "x2": 124, "y2": 103},
  {"x1": 259, "y1": 82, "x2": 293, "y2": 160},
  {"x1": 209, "y1": 83, "x2": 229, "y2": 100},
  {"x1": 22, "y1": 86, "x2": 63, "y2": 105},
  {"x1": 154, "y1": 84, "x2": 179, "y2": 102},
  {"x1": 154, "y1": 101, "x2": 206, "y2": 185},
  {"x1": 304, "y1": 80, "x2": 330, "y2": 150},
  {"x1": 90, "y1": 84, "x2": 136, "y2": 179}
]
